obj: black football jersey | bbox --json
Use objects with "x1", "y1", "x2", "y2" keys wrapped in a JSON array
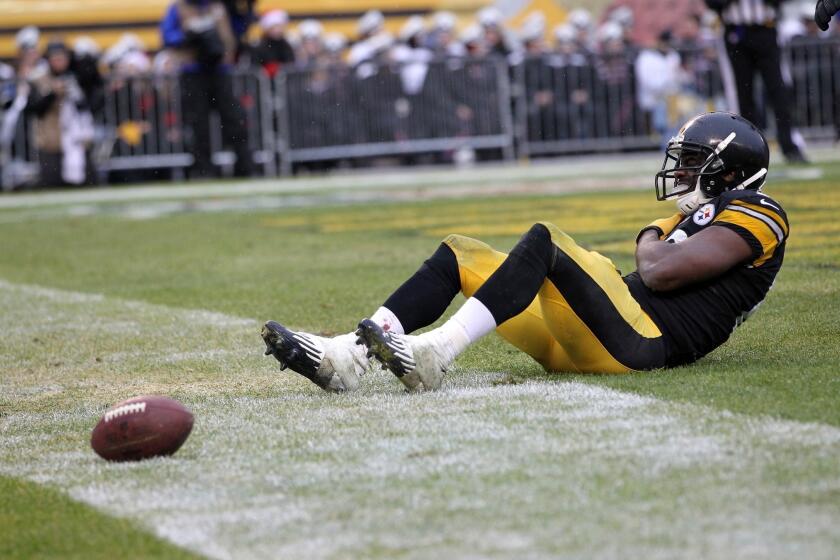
[{"x1": 624, "y1": 189, "x2": 789, "y2": 367}]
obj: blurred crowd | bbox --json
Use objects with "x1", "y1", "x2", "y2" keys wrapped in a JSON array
[{"x1": 0, "y1": 0, "x2": 838, "y2": 187}]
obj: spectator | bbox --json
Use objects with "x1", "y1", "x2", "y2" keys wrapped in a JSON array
[
  {"x1": 568, "y1": 8, "x2": 596, "y2": 54},
  {"x1": 595, "y1": 21, "x2": 637, "y2": 136},
  {"x1": 161, "y1": 0, "x2": 253, "y2": 178},
  {"x1": 71, "y1": 37, "x2": 105, "y2": 119},
  {"x1": 392, "y1": 16, "x2": 434, "y2": 140},
  {"x1": 550, "y1": 24, "x2": 596, "y2": 139},
  {"x1": 1, "y1": 26, "x2": 43, "y2": 177},
  {"x1": 478, "y1": 6, "x2": 514, "y2": 57},
  {"x1": 323, "y1": 33, "x2": 347, "y2": 65},
  {"x1": 606, "y1": 5, "x2": 638, "y2": 52},
  {"x1": 552, "y1": 23, "x2": 589, "y2": 64},
  {"x1": 357, "y1": 10, "x2": 385, "y2": 42},
  {"x1": 461, "y1": 24, "x2": 487, "y2": 58},
  {"x1": 13, "y1": 27, "x2": 44, "y2": 80},
  {"x1": 0, "y1": 55, "x2": 16, "y2": 190},
  {"x1": 676, "y1": 15, "x2": 726, "y2": 110},
  {"x1": 348, "y1": 11, "x2": 391, "y2": 70},
  {"x1": 252, "y1": 10, "x2": 295, "y2": 78},
  {"x1": 26, "y1": 40, "x2": 95, "y2": 187},
  {"x1": 520, "y1": 14, "x2": 558, "y2": 143},
  {"x1": 427, "y1": 11, "x2": 466, "y2": 57},
  {"x1": 296, "y1": 19, "x2": 325, "y2": 67},
  {"x1": 393, "y1": 16, "x2": 432, "y2": 95},
  {"x1": 221, "y1": 0, "x2": 257, "y2": 55},
  {"x1": 519, "y1": 12, "x2": 548, "y2": 55},
  {"x1": 635, "y1": 31, "x2": 685, "y2": 147},
  {"x1": 102, "y1": 34, "x2": 147, "y2": 71},
  {"x1": 706, "y1": 0, "x2": 809, "y2": 163}
]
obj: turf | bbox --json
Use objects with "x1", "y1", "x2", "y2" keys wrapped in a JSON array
[
  {"x1": 0, "y1": 474, "x2": 200, "y2": 559},
  {"x1": 1, "y1": 159, "x2": 839, "y2": 558}
]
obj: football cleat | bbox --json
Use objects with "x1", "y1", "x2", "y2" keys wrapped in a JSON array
[
  {"x1": 261, "y1": 321, "x2": 367, "y2": 392},
  {"x1": 355, "y1": 319, "x2": 452, "y2": 392}
]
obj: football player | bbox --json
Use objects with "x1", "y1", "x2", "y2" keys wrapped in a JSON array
[{"x1": 262, "y1": 112, "x2": 788, "y2": 392}]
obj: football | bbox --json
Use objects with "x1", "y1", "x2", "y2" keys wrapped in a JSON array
[{"x1": 91, "y1": 395, "x2": 194, "y2": 462}]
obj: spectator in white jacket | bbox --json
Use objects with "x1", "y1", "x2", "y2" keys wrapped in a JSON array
[{"x1": 634, "y1": 31, "x2": 685, "y2": 148}]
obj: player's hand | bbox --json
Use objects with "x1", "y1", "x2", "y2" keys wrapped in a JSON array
[
  {"x1": 815, "y1": 0, "x2": 840, "y2": 31},
  {"x1": 637, "y1": 213, "x2": 684, "y2": 243}
]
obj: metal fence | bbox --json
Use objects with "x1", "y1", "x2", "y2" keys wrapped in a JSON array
[
  {"x1": 0, "y1": 81, "x2": 39, "y2": 189},
  {"x1": 1, "y1": 37, "x2": 838, "y2": 190},
  {"x1": 514, "y1": 51, "x2": 653, "y2": 156},
  {"x1": 210, "y1": 70, "x2": 277, "y2": 176},
  {"x1": 276, "y1": 57, "x2": 514, "y2": 173},
  {"x1": 99, "y1": 74, "x2": 190, "y2": 178},
  {"x1": 785, "y1": 36, "x2": 840, "y2": 140}
]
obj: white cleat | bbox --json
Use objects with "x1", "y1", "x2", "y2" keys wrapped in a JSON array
[
  {"x1": 355, "y1": 319, "x2": 455, "y2": 392},
  {"x1": 262, "y1": 321, "x2": 368, "y2": 392}
]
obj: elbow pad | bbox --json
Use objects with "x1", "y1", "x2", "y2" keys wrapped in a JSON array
[{"x1": 637, "y1": 213, "x2": 684, "y2": 243}]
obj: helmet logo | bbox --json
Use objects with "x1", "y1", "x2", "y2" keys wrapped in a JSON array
[{"x1": 693, "y1": 203, "x2": 716, "y2": 225}]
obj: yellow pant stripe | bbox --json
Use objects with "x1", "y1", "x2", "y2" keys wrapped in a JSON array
[{"x1": 443, "y1": 229, "x2": 661, "y2": 374}]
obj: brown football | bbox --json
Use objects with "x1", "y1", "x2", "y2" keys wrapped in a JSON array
[{"x1": 91, "y1": 395, "x2": 194, "y2": 462}]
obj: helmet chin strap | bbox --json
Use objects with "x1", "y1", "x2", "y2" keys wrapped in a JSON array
[
  {"x1": 676, "y1": 186, "x2": 710, "y2": 214},
  {"x1": 732, "y1": 168, "x2": 768, "y2": 191}
]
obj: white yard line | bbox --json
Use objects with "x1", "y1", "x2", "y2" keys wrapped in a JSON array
[
  {"x1": 0, "y1": 177, "x2": 651, "y2": 224},
  {"x1": 0, "y1": 156, "x2": 658, "y2": 210},
  {"x1": 2, "y1": 279, "x2": 840, "y2": 559},
  {"x1": 0, "y1": 145, "x2": 832, "y2": 211}
]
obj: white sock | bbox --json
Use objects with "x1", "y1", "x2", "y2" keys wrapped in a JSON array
[
  {"x1": 450, "y1": 297, "x2": 497, "y2": 343},
  {"x1": 421, "y1": 297, "x2": 497, "y2": 364},
  {"x1": 370, "y1": 306, "x2": 405, "y2": 335}
]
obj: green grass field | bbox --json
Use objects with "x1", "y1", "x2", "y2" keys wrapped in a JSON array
[{"x1": 1, "y1": 158, "x2": 839, "y2": 559}]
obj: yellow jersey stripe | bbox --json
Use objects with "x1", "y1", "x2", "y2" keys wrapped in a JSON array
[
  {"x1": 715, "y1": 209, "x2": 778, "y2": 265},
  {"x1": 730, "y1": 200, "x2": 789, "y2": 236},
  {"x1": 721, "y1": 205, "x2": 786, "y2": 243}
]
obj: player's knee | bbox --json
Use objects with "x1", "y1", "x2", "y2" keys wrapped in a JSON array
[
  {"x1": 518, "y1": 222, "x2": 553, "y2": 252},
  {"x1": 442, "y1": 234, "x2": 494, "y2": 258},
  {"x1": 526, "y1": 222, "x2": 552, "y2": 242},
  {"x1": 423, "y1": 241, "x2": 460, "y2": 287},
  {"x1": 509, "y1": 223, "x2": 555, "y2": 270}
]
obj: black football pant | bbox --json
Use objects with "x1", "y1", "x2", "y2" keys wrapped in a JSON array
[
  {"x1": 181, "y1": 70, "x2": 253, "y2": 178},
  {"x1": 724, "y1": 25, "x2": 800, "y2": 157},
  {"x1": 383, "y1": 223, "x2": 668, "y2": 372}
]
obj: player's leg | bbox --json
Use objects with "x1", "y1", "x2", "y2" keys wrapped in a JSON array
[
  {"x1": 724, "y1": 35, "x2": 757, "y2": 128},
  {"x1": 535, "y1": 223, "x2": 666, "y2": 373},
  {"x1": 356, "y1": 225, "x2": 580, "y2": 390},
  {"x1": 358, "y1": 223, "x2": 667, "y2": 389},
  {"x1": 442, "y1": 234, "x2": 576, "y2": 371},
  {"x1": 262, "y1": 241, "x2": 470, "y2": 392},
  {"x1": 752, "y1": 29, "x2": 802, "y2": 159}
]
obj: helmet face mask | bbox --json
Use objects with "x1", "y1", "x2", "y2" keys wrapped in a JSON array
[
  {"x1": 655, "y1": 141, "x2": 726, "y2": 201},
  {"x1": 653, "y1": 112, "x2": 770, "y2": 211}
]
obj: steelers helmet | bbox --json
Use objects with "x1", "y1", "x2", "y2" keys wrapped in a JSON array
[{"x1": 655, "y1": 112, "x2": 770, "y2": 212}]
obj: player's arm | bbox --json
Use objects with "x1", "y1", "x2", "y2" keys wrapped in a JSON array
[{"x1": 635, "y1": 226, "x2": 753, "y2": 292}]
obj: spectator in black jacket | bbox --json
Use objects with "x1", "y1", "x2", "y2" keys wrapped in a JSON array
[
  {"x1": 71, "y1": 37, "x2": 105, "y2": 120},
  {"x1": 252, "y1": 10, "x2": 295, "y2": 78}
]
